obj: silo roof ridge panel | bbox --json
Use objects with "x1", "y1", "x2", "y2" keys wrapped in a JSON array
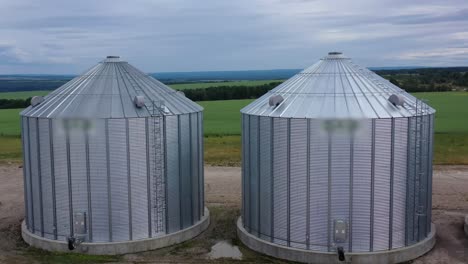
[
  {"x1": 21, "y1": 57, "x2": 201, "y2": 118},
  {"x1": 242, "y1": 53, "x2": 434, "y2": 118}
]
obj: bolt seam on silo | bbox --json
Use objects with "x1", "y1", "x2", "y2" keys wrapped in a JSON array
[
  {"x1": 49, "y1": 119, "x2": 57, "y2": 240},
  {"x1": 189, "y1": 114, "x2": 194, "y2": 226},
  {"x1": 306, "y1": 119, "x2": 311, "y2": 250},
  {"x1": 405, "y1": 117, "x2": 411, "y2": 246},
  {"x1": 27, "y1": 118, "x2": 35, "y2": 233},
  {"x1": 65, "y1": 119, "x2": 74, "y2": 238},
  {"x1": 105, "y1": 119, "x2": 112, "y2": 241},
  {"x1": 85, "y1": 123, "x2": 93, "y2": 241},
  {"x1": 178, "y1": 115, "x2": 183, "y2": 231},
  {"x1": 21, "y1": 119, "x2": 29, "y2": 234},
  {"x1": 327, "y1": 131, "x2": 332, "y2": 252},
  {"x1": 145, "y1": 118, "x2": 152, "y2": 237},
  {"x1": 163, "y1": 115, "x2": 169, "y2": 234},
  {"x1": 270, "y1": 117, "x2": 274, "y2": 243},
  {"x1": 349, "y1": 131, "x2": 354, "y2": 252},
  {"x1": 36, "y1": 118, "x2": 44, "y2": 237},
  {"x1": 287, "y1": 118, "x2": 291, "y2": 247},
  {"x1": 126, "y1": 119, "x2": 133, "y2": 240},
  {"x1": 248, "y1": 115, "x2": 252, "y2": 234},
  {"x1": 257, "y1": 116, "x2": 261, "y2": 237},
  {"x1": 197, "y1": 113, "x2": 201, "y2": 221},
  {"x1": 389, "y1": 118, "x2": 395, "y2": 250},
  {"x1": 370, "y1": 119, "x2": 376, "y2": 252}
]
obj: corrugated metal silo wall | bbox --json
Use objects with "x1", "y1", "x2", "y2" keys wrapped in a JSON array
[
  {"x1": 21, "y1": 113, "x2": 204, "y2": 242},
  {"x1": 241, "y1": 114, "x2": 433, "y2": 252}
]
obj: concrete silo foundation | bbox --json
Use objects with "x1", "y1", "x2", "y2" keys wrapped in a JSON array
[
  {"x1": 21, "y1": 208, "x2": 209, "y2": 255},
  {"x1": 237, "y1": 218, "x2": 435, "y2": 264}
]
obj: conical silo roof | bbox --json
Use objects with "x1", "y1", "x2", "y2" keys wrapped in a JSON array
[
  {"x1": 21, "y1": 56, "x2": 203, "y2": 118},
  {"x1": 241, "y1": 52, "x2": 435, "y2": 119}
]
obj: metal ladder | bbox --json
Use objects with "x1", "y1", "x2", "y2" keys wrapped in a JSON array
[
  {"x1": 150, "y1": 101, "x2": 166, "y2": 233},
  {"x1": 411, "y1": 99, "x2": 429, "y2": 238}
]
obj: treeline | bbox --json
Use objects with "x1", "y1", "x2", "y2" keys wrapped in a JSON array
[
  {"x1": 182, "y1": 82, "x2": 282, "y2": 101},
  {"x1": 0, "y1": 82, "x2": 283, "y2": 109},
  {"x1": 377, "y1": 67, "x2": 468, "y2": 92},
  {"x1": 0, "y1": 98, "x2": 31, "y2": 109},
  {"x1": 0, "y1": 80, "x2": 69, "y2": 92}
]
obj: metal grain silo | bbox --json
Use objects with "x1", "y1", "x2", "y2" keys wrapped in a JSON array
[
  {"x1": 238, "y1": 52, "x2": 435, "y2": 263},
  {"x1": 20, "y1": 56, "x2": 208, "y2": 255}
]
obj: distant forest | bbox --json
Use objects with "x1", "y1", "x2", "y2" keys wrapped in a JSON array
[
  {"x1": 375, "y1": 67, "x2": 468, "y2": 92},
  {"x1": 0, "y1": 67, "x2": 467, "y2": 109}
]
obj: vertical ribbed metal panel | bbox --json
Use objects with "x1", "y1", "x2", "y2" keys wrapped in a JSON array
[
  {"x1": 242, "y1": 115, "x2": 250, "y2": 230},
  {"x1": 419, "y1": 114, "x2": 430, "y2": 240},
  {"x1": 199, "y1": 112, "x2": 204, "y2": 217},
  {"x1": 108, "y1": 119, "x2": 129, "y2": 241},
  {"x1": 88, "y1": 119, "x2": 109, "y2": 242},
  {"x1": 249, "y1": 116, "x2": 259, "y2": 235},
  {"x1": 28, "y1": 118, "x2": 42, "y2": 234},
  {"x1": 52, "y1": 120, "x2": 70, "y2": 239},
  {"x1": 38, "y1": 119, "x2": 54, "y2": 239},
  {"x1": 351, "y1": 120, "x2": 372, "y2": 252},
  {"x1": 272, "y1": 118, "x2": 288, "y2": 246},
  {"x1": 427, "y1": 114, "x2": 434, "y2": 234},
  {"x1": 22, "y1": 117, "x2": 33, "y2": 231},
  {"x1": 373, "y1": 119, "x2": 392, "y2": 251},
  {"x1": 289, "y1": 119, "x2": 307, "y2": 249},
  {"x1": 165, "y1": 115, "x2": 180, "y2": 233},
  {"x1": 179, "y1": 114, "x2": 192, "y2": 228},
  {"x1": 392, "y1": 118, "x2": 408, "y2": 248},
  {"x1": 406, "y1": 117, "x2": 416, "y2": 245},
  {"x1": 69, "y1": 122, "x2": 89, "y2": 240},
  {"x1": 259, "y1": 116, "x2": 272, "y2": 240},
  {"x1": 190, "y1": 113, "x2": 200, "y2": 223},
  {"x1": 309, "y1": 119, "x2": 329, "y2": 251},
  {"x1": 128, "y1": 118, "x2": 149, "y2": 240},
  {"x1": 330, "y1": 129, "x2": 351, "y2": 251}
]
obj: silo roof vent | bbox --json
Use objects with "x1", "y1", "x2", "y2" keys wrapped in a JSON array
[
  {"x1": 328, "y1": 52, "x2": 342, "y2": 55},
  {"x1": 30, "y1": 96, "x2": 44, "y2": 107},
  {"x1": 269, "y1": 95, "x2": 284, "y2": 107},
  {"x1": 388, "y1": 94, "x2": 405, "y2": 106},
  {"x1": 107, "y1": 56, "x2": 120, "y2": 59},
  {"x1": 134, "y1": 95, "x2": 145, "y2": 108}
]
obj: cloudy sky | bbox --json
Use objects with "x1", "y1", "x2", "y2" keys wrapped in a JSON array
[{"x1": 0, "y1": 0, "x2": 467, "y2": 74}]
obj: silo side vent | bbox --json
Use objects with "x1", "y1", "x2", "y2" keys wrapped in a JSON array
[
  {"x1": 269, "y1": 95, "x2": 284, "y2": 107},
  {"x1": 388, "y1": 94, "x2": 405, "y2": 106},
  {"x1": 30, "y1": 96, "x2": 44, "y2": 107},
  {"x1": 134, "y1": 95, "x2": 146, "y2": 108}
]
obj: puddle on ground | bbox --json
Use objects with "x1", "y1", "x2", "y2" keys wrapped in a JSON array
[{"x1": 207, "y1": 240, "x2": 243, "y2": 260}]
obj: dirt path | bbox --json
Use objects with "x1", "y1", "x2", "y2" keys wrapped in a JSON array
[{"x1": 0, "y1": 164, "x2": 467, "y2": 263}]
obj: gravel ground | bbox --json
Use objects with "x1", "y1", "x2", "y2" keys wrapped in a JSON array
[{"x1": 0, "y1": 164, "x2": 466, "y2": 263}]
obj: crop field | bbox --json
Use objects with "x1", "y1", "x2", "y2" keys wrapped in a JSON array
[{"x1": 0, "y1": 91, "x2": 467, "y2": 164}]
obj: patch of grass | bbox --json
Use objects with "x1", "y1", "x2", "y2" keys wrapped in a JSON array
[
  {"x1": 434, "y1": 133, "x2": 468, "y2": 164},
  {"x1": 0, "y1": 136, "x2": 22, "y2": 162},
  {"x1": 205, "y1": 136, "x2": 241, "y2": 166},
  {"x1": 25, "y1": 248, "x2": 120, "y2": 264},
  {"x1": 198, "y1": 99, "x2": 253, "y2": 136},
  {"x1": 413, "y1": 92, "x2": 468, "y2": 133},
  {"x1": 0, "y1": 108, "x2": 22, "y2": 136}
]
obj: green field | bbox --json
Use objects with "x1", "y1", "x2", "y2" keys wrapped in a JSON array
[
  {"x1": 0, "y1": 80, "x2": 281, "y2": 99},
  {"x1": 1, "y1": 92, "x2": 467, "y2": 165},
  {"x1": 0, "y1": 90, "x2": 51, "y2": 99}
]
